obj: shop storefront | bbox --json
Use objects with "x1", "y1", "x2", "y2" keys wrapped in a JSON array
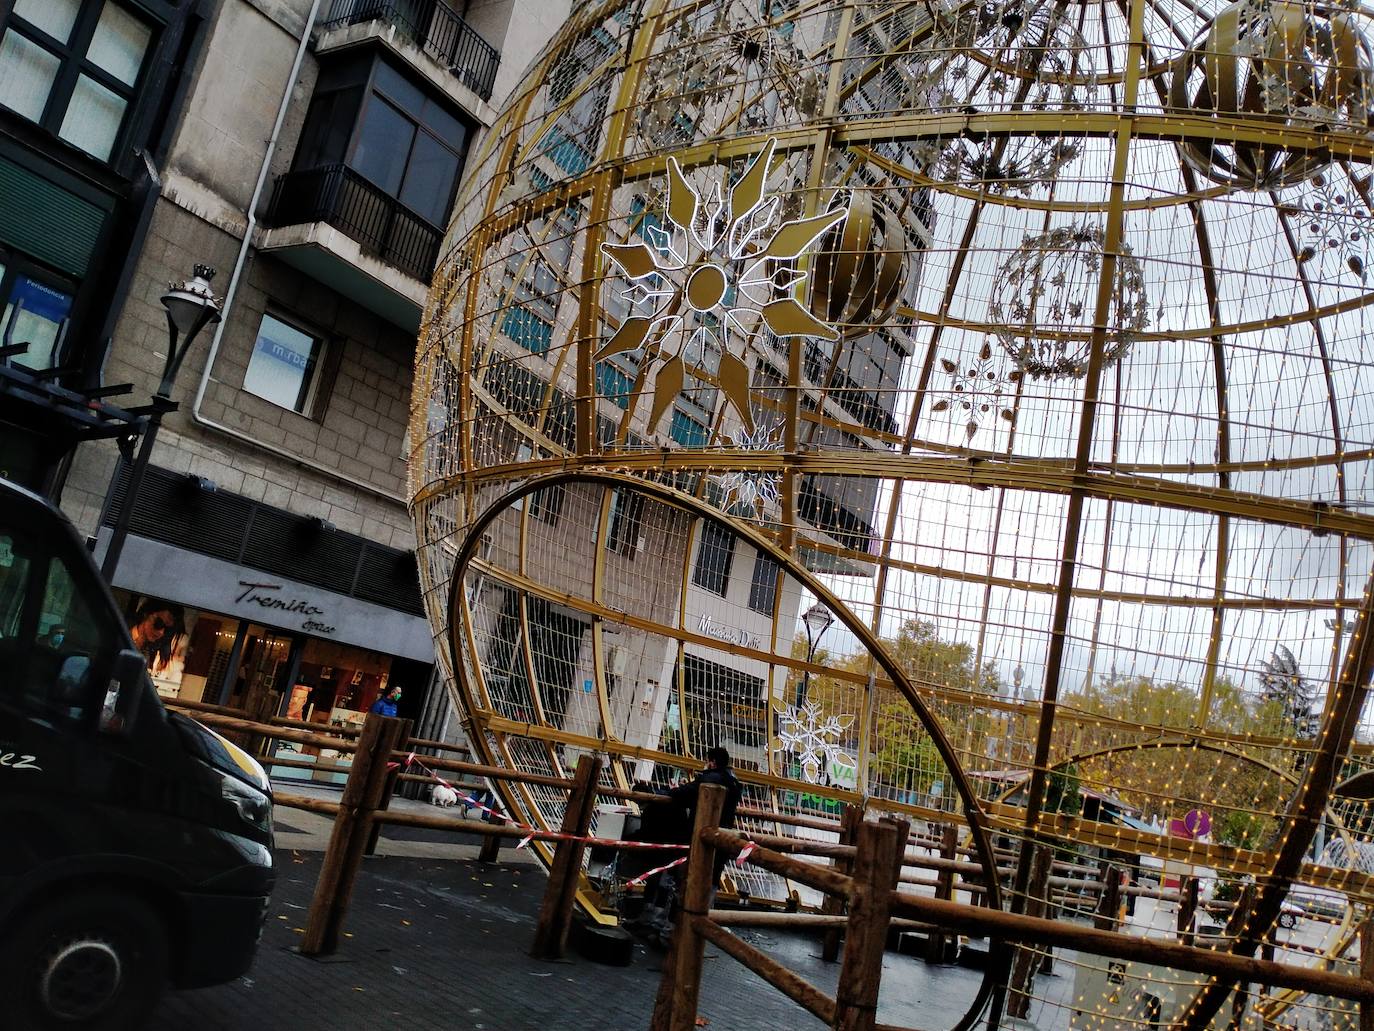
[{"x1": 107, "y1": 530, "x2": 436, "y2": 783}]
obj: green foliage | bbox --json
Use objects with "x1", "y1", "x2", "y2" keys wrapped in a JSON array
[
  {"x1": 1215, "y1": 808, "x2": 1271, "y2": 850},
  {"x1": 1046, "y1": 762, "x2": 1083, "y2": 816},
  {"x1": 792, "y1": 619, "x2": 1002, "y2": 796}
]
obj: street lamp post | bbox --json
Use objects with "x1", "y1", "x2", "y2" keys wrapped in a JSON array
[
  {"x1": 101, "y1": 265, "x2": 222, "y2": 582},
  {"x1": 793, "y1": 601, "x2": 835, "y2": 710}
]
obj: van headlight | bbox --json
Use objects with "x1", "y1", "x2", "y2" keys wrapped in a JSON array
[{"x1": 205, "y1": 762, "x2": 273, "y2": 833}]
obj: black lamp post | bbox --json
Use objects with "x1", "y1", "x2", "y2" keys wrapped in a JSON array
[
  {"x1": 793, "y1": 601, "x2": 835, "y2": 710},
  {"x1": 101, "y1": 265, "x2": 221, "y2": 582}
]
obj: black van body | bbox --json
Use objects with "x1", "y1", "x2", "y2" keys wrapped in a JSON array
[{"x1": 0, "y1": 478, "x2": 274, "y2": 1029}]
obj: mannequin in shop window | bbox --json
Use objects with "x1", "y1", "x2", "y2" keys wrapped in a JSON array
[{"x1": 370, "y1": 685, "x2": 402, "y2": 718}]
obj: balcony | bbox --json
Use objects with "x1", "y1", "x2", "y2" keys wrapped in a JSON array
[
  {"x1": 262, "y1": 164, "x2": 439, "y2": 330},
  {"x1": 319, "y1": 0, "x2": 499, "y2": 102}
]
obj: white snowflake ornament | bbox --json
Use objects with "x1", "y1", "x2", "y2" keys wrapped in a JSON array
[{"x1": 773, "y1": 700, "x2": 854, "y2": 784}]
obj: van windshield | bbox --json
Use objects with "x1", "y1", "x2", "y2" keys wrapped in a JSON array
[{"x1": 0, "y1": 526, "x2": 120, "y2": 724}]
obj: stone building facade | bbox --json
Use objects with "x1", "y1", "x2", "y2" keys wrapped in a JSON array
[{"x1": 21, "y1": 0, "x2": 571, "y2": 743}]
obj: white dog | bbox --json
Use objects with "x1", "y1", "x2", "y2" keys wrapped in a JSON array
[{"x1": 431, "y1": 784, "x2": 459, "y2": 807}]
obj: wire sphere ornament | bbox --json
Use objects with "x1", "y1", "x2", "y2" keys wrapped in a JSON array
[
  {"x1": 1170, "y1": 0, "x2": 1374, "y2": 189},
  {"x1": 904, "y1": 0, "x2": 1099, "y2": 193},
  {"x1": 989, "y1": 223, "x2": 1150, "y2": 380},
  {"x1": 1292, "y1": 168, "x2": 1374, "y2": 280},
  {"x1": 637, "y1": 10, "x2": 823, "y2": 147}
]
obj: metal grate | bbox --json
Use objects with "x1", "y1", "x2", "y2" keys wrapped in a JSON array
[{"x1": 104, "y1": 464, "x2": 424, "y2": 616}]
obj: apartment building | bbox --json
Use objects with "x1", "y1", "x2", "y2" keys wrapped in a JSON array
[{"x1": 0, "y1": 0, "x2": 567, "y2": 750}]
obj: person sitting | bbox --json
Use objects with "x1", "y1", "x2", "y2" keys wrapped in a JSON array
[{"x1": 629, "y1": 748, "x2": 743, "y2": 943}]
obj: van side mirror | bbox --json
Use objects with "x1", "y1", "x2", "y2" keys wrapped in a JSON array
[{"x1": 99, "y1": 649, "x2": 147, "y2": 735}]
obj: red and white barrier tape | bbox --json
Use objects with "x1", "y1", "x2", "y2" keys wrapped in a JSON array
[{"x1": 626, "y1": 855, "x2": 688, "y2": 887}]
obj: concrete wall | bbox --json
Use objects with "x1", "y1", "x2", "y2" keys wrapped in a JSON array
[{"x1": 464, "y1": 0, "x2": 573, "y2": 113}]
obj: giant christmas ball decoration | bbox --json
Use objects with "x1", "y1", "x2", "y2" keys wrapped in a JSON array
[
  {"x1": 807, "y1": 189, "x2": 911, "y2": 337},
  {"x1": 411, "y1": 3, "x2": 1374, "y2": 1024},
  {"x1": 1169, "y1": 0, "x2": 1374, "y2": 188}
]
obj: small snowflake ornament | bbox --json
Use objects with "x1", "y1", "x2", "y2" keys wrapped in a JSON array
[
  {"x1": 714, "y1": 425, "x2": 783, "y2": 516},
  {"x1": 773, "y1": 700, "x2": 854, "y2": 784}
]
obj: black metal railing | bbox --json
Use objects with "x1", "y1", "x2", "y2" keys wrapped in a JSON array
[
  {"x1": 268, "y1": 164, "x2": 441, "y2": 282},
  {"x1": 321, "y1": 0, "x2": 500, "y2": 101}
]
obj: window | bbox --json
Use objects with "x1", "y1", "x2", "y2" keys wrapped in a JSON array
[
  {"x1": 243, "y1": 313, "x2": 326, "y2": 415},
  {"x1": 692, "y1": 520, "x2": 735, "y2": 596},
  {"x1": 292, "y1": 56, "x2": 470, "y2": 229},
  {"x1": 605, "y1": 488, "x2": 644, "y2": 558},
  {"x1": 529, "y1": 483, "x2": 565, "y2": 526},
  {"x1": 670, "y1": 409, "x2": 708, "y2": 448},
  {"x1": 0, "y1": 524, "x2": 117, "y2": 724},
  {"x1": 0, "y1": 0, "x2": 152, "y2": 162},
  {"x1": 597, "y1": 361, "x2": 633, "y2": 409},
  {"x1": 748, "y1": 553, "x2": 779, "y2": 614},
  {"x1": 0, "y1": 265, "x2": 75, "y2": 370}
]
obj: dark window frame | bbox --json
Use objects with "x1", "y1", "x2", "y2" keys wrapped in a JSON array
[
  {"x1": 291, "y1": 50, "x2": 470, "y2": 231},
  {"x1": 605, "y1": 488, "x2": 644, "y2": 558},
  {"x1": 242, "y1": 309, "x2": 332, "y2": 419},
  {"x1": 0, "y1": 0, "x2": 158, "y2": 163},
  {"x1": 0, "y1": 249, "x2": 79, "y2": 371},
  {"x1": 747, "y1": 552, "x2": 779, "y2": 615},
  {"x1": 528, "y1": 483, "x2": 565, "y2": 526},
  {"x1": 692, "y1": 519, "x2": 735, "y2": 597}
]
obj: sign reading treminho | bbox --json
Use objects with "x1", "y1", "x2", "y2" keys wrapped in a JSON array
[{"x1": 236, "y1": 580, "x2": 337, "y2": 635}]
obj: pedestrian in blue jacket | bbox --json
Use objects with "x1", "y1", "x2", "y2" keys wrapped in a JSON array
[{"x1": 370, "y1": 685, "x2": 402, "y2": 717}]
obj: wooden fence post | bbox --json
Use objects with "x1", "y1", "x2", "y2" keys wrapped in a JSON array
[
  {"x1": 822, "y1": 804, "x2": 865, "y2": 962},
  {"x1": 530, "y1": 754, "x2": 602, "y2": 960},
  {"x1": 477, "y1": 821, "x2": 503, "y2": 863},
  {"x1": 834, "y1": 819, "x2": 900, "y2": 1031},
  {"x1": 1007, "y1": 842, "x2": 1053, "y2": 1019},
  {"x1": 365, "y1": 718, "x2": 412, "y2": 856},
  {"x1": 1094, "y1": 864, "x2": 1121, "y2": 932},
  {"x1": 880, "y1": 815, "x2": 911, "y2": 955},
  {"x1": 650, "y1": 783, "x2": 726, "y2": 1031},
  {"x1": 300, "y1": 713, "x2": 408, "y2": 956},
  {"x1": 1359, "y1": 917, "x2": 1374, "y2": 1031},
  {"x1": 1178, "y1": 875, "x2": 1199, "y2": 947},
  {"x1": 926, "y1": 824, "x2": 959, "y2": 963}
]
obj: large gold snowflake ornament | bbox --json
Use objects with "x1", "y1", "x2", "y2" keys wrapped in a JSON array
[{"x1": 598, "y1": 138, "x2": 845, "y2": 435}]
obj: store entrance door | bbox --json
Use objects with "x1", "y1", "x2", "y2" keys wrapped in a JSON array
[{"x1": 227, "y1": 624, "x2": 294, "y2": 728}]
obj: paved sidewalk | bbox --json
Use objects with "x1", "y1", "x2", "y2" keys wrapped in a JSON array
[
  {"x1": 144, "y1": 842, "x2": 1076, "y2": 1030},
  {"x1": 145, "y1": 786, "x2": 1079, "y2": 1030}
]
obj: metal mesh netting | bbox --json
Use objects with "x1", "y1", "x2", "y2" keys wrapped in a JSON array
[{"x1": 410, "y1": 0, "x2": 1374, "y2": 1027}]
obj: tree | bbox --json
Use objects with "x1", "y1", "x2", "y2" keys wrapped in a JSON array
[
  {"x1": 784, "y1": 619, "x2": 1002, "y2": 795},
  {"x1": 1256, "y1": 644, "x2": 1318, "y2": 739}
]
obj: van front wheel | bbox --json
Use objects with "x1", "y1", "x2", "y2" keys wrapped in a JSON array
[{"x1": 1, "y1": 890, "x2": 168, "y2": 1031}]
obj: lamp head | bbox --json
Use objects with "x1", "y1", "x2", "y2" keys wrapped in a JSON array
[
  {"x1": 802, "y1": 602, "x2": 834, "y2": 647},
  {"x1": 157, "y1": 264, "x2": 222, "y2": 397}
]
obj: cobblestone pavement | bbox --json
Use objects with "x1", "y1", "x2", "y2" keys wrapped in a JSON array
[{"x1": 145, "y1": 813, "x2": 1078, "y2": 1030}]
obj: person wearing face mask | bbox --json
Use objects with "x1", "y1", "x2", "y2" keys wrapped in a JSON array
[{"x1": 39, "y1": 624, "x2": 67, "y2": 649}]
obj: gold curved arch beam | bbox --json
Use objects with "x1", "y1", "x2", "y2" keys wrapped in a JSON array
[{"x1": 445, "y1": 468, "x2": 1010, "y2": 1031}]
